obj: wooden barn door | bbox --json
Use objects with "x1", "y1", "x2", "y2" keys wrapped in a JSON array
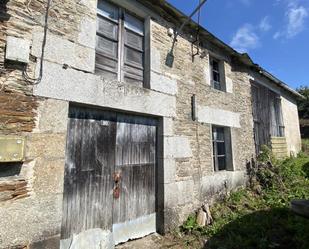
[
  {"x1": 112, "y1": 114, "x2": 157, "y2": 244},
  {"x1": 61, "y1": 107, "x2": 157, "y2": 245}
]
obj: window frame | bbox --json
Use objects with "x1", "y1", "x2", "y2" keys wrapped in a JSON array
[
  {"x1": 212, "y1": 125, "x2": 233, "y2": 172},
  {"x1": 95, "y1": 0, "x2": 146, "y2": 86},
  {"x1": 274, "y1": 95, "x2": 285, "y2": 137},
  {"x1": 209, "y1": 56, "x2": 226, "y2": 92}
]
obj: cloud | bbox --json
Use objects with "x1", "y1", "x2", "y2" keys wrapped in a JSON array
[
  {"x1": 259, "y1": 16, "x2": 272, "y2": 32},
  {"x1": 273, "y1": 1, "x2": 308, "y2": 39},
  {"x1": 286, "y1": 5, "x2": 308, "y2": 37},
  {"x1": 230, "y1": 24, "x2": 259, "y2": 53}
]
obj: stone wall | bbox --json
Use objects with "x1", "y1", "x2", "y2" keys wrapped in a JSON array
[
  {"x1": 150, "y1": 19, "x2": 255, "y2": 228},
  {"x1": 0, "y1": 0, "x2": 82, "y2": 247},
  {"x1": 0, "y1": 0, "x2": 301, "y2": 247}
]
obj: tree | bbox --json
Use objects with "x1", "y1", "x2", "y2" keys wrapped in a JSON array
[{"x1": 297, "y1": 86, "x2": 309, "y2": 119}]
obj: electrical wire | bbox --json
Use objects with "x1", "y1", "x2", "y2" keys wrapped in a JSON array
[{"x1": 23, "y1": 0, "x2": 52, "y2": 85}]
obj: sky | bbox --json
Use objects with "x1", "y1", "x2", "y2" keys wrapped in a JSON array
[{"x1": 167, "y1": 0, "x2": 309, "y2": 90}]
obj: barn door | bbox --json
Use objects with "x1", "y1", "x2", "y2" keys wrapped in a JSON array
[
  {"x1": 61, "y1": 107, "x2": 157, "y2": 246},
  {"x1": 112, "y1": 114, "x2": 157, "y2": 244},
  {"x1": 61, "y1": 108, "x2": 117, "y2": 242}
]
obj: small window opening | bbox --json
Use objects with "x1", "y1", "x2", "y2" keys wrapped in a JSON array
[
  {"x1": 210, "y1": 57, "x2": 226, "y2": 92},
  {"x1": 212, "y1": 126, "x2": 233, "y2": 172}
]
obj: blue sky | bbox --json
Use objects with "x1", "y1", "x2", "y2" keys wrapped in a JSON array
[{"x1": 167, "y1": 0, "x2": 309, "y2": 90}]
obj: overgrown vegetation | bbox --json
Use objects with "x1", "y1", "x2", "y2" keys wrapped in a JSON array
[{"x1": 178, "y1": 146, "x2": 309, "y2": 249}]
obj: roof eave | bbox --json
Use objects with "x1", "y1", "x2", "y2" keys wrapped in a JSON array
[{"x1": 140, "y1": 0, "x2": 303, "y2": 99}]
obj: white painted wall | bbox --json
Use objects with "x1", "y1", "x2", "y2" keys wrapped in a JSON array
[{"x1": 281, "y1": 96, "x2": 302, "y2": 155}]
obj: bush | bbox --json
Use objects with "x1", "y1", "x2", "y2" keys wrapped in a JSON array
[{"x1": 180, "y1": 152, "x2": 309, "y2": 249}]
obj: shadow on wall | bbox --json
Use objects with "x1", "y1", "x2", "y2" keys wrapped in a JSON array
[
  {"x1": 302, "y1": 138, "x2": 309, "y2": 155},
  {"x1": 300, "y1": 120, "x2": 309, "y2": 139},
  {"x1": 0, "y1": 0, "x2": 10, "y2": 22},
  {"x1": 1, "y1": 0, "x2": 12, "y2": 70},
  {"x1": 0, "y1": 163, "x2": 22, "y2": 177},
  {"x1": 204, "y1": 208, "x2": 309, "y2": 249}
]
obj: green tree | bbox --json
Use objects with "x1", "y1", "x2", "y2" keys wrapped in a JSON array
[{"x1": 297, "y1": 86, "x2": 309, "y2": 119}]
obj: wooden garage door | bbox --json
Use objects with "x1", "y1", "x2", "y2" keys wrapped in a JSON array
[{"x1": 61, "y1": 106, "x2": 157, "y2": 244}]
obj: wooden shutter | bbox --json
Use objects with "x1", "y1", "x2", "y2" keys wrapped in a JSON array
[
  {"x1": 96, "y1": 1, "x2": 146, "y2": 86},
  {"x1": 96, "y1": 1, "x2": 119, "y2": 80},
  {"x1": 122, "y1": 12, "x2": 144, "y2": 86}
]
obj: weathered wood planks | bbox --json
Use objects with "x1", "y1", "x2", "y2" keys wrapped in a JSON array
[
  {"x1": 61, "y1": 106, "x2": 157, "y2": 241},
  {"x1": 251, "y1": 83, "x2": 285, "y2": 154}
]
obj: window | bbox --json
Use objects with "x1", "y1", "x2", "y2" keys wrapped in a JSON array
[
  {"x1": 274, "y1": 96, "x2": 285, "y2": 137},
  {"x1": 210, "y1": 57, "x2": 225, "y2": 91},
  {"x1": 212, "y1": 126, "x2": 233, "y2": 172},
  {"x1": 96, "y1": 0, "x2": 145, "y2": 86}
]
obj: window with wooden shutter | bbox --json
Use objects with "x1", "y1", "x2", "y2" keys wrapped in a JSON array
[
  {"x1": 96, "y1": 0, "x2": 145, "y2": 86},
  {"x1": 96, "y1": 1, "x2": 119, "y2": 80}
]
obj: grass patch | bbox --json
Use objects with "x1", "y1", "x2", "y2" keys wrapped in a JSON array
[{"x1": 179, "y1": 150, "x2": 309, "y2": 249}]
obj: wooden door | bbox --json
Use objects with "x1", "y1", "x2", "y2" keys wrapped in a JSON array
[
  {"x1": 112, "y1": 114, "x2": 157, "y2": 244},
  {"x1": 61, "y1": 107, "x2": 117, "y2": 240},
  {"x1": 61, "y1": 107, "x2": 157, "y2": 245}
]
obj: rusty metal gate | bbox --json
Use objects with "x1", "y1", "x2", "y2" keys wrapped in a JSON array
[{"x1": 61, "y1": 106, "x2": 157, "y2": 245}]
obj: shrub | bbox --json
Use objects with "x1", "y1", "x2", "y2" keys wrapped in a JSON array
[{"x1": 180, "y1": 153, "x2": 309, "y2": 249}]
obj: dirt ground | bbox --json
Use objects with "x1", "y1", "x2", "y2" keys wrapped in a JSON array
[{"x1": 116, "y1": 233, "x2": 204, "y2": 249}]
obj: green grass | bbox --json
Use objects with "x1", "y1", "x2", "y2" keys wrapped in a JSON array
[{"x1": 180, "y1": 151, "x2": 309, "y2": 249}]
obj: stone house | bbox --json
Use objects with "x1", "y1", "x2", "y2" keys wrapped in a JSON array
[{"x1": 0, "y1": 0, "x2": 302, "y2": 248}]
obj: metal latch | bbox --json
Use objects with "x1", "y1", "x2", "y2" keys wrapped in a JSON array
[{"x1": 113, "y1": 171, "x2": 122, "y2": 199}]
